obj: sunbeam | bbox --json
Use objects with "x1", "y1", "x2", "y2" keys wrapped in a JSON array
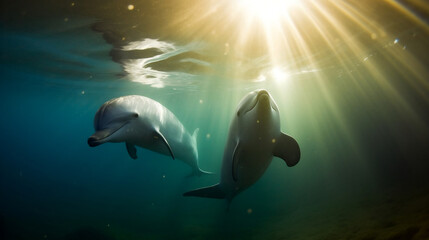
[{"x1": 2, "y1": 0, "x2": 429, "y2": 239}]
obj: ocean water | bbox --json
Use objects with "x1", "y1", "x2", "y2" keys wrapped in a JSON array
[{"x1": 1, "y1": 1, "x2": 429, "y2": 239}]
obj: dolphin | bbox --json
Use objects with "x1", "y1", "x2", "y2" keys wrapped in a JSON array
[
  {"x1": 88, "y1": 95, "x2": 210, "y2": 175},
  {"x1": 183, "y1": 89, "x2": 300, "y2": 201}
]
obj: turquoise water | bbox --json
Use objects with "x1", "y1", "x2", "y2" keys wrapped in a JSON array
[{"x1": 1, "y1": 1, "x2": 429, "y2": 239}]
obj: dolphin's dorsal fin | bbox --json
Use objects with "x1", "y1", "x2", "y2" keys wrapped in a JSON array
[
  {"x1": 126, "y1": 142, "x2": 137, "y2": 159},
  {"x1": 232, "y1": 142, "x2": 241, "y2": 182},
  {"x1": 273, "y1": 132, "x2": 301, "y2": 167},
  {"x1": 153, "y1": 130, "x2": 175, "y2": 160}
]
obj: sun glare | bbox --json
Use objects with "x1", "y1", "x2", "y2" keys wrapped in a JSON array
[
  {"x1": 238, "y1": 0, "x2": 299, "y2": 24},
  {"x1": 271, "y1": 67, "x2": 288, "y2": 83}
]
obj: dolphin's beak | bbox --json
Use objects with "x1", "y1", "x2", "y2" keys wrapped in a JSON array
[
  {"x1": 88, "y1": 120, "x2": 130, "y2": 147},
  {"x1": 257, "y1": 90, "x2": 269, "y2": 103},
  {"x1": 256, "y1": 90, "x2": 271, "y2": 111},
  {"x1": 241, "y1": 90, "x2": 271, "y2": 116},
  {"x1": 87, "y1": 128, "x2": 116, "y2": 147},
  {"x1": 256, "y1": 90, "x2": 278, "y2": 112},
  {"x1": 257, "y1": 89, "x2": 269, "y2": 99},
  {"x1": 88, "y1": 136, "x2": 101, "y2": 147}
]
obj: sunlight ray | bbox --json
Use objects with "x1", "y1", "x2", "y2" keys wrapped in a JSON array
[{"x1": 387, "y1": 0, "x2": 429, "y2": 32}]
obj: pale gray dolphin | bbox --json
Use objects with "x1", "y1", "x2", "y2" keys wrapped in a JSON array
[
  {"x1": 183, "y1": 89, "x2": 300, "y2": 201},
  {"x1": 88, "y1": 95, "x2": 210, "y2": 175}
]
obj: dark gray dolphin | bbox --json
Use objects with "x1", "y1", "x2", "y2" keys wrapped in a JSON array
[{"x1": 184, "y1": 89, "x2": 300, "y2": 200}]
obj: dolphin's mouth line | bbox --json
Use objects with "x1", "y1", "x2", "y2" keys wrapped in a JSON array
[
  {"x1": 88, "y1": 122, "x2": 129, "y2": 146},
  {"x1": 103, "y1": 122, "x2": 129, "y2": 139},
  {"x1": 243, "y1": 98, "x2": 259, "y2": 115}
]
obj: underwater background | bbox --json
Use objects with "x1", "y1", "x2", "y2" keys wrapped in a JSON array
[{"x1": 1, "y1": 0, "x2": 429, "y2": 239}]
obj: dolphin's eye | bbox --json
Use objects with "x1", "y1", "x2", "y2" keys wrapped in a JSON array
[
  {"x1": 237, "y1": 111, "x2": 241, "y2": 117},
  {"x1": 133, "y1": 113, "x2": 139, "y2": 118}
]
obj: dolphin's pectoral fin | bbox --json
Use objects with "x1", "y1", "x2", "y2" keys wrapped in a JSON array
[
  {"x1": 273, "y1": 132, "x2": 301, "y2": 167},
  {"x1": 153, "y1": 130, "x2": 175, "y2": 160},
  {"x1": 126, "y1": 142, "x2": 137, "y2": 159},
  {"x1": 232, "y1": 142, "x2": 241, "y2": 182}
]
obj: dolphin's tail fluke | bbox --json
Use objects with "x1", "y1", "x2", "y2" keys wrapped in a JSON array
[{"x1": 183, "y1": 184, "x2": 225, "y2": 199}]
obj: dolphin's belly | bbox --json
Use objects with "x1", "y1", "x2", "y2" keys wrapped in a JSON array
[
  {"x1": 130, "y1": 131, "x2": 195, "y2": 166},
  {"x1": 220, "y1": 139, "x2": 273, "y2": 196},
  {"x1": 132, "y1": 137, "x2": 185, "y2": 157},
  {"x1": 134, "y1": 140, "x2": 172, "y2": 157},
  {"x1": 236, "y1": 151, "x2": 273, "y2": 189}
]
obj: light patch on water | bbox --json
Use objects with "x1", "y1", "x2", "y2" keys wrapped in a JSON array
[
  {"x1": 253, "y1": 74, "x2": 267, "y2": 82},
  {"x1": 251, "y1": 65, "x2": 318, "y2": 83},
  {"x1": 179, "y1": 58, "x2": 211, "y2": 67},
  {"x1": 123, "y1": 38, "x2": 175, "y2": 52},
  {"x1": 128, "y1": 4, "x2": 134, "y2": 11},
  {"x1": 122, "y1": 59, "x2": 168, "y2": 88},
  {"x1": 121, "y1": 38, "x2": 209, "y2": 88}
]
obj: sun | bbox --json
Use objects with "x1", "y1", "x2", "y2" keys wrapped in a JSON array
[
  {"x1": 237, "y1": 0, "x2": 300, "y2": 24},
  {"x1": 271, "y1": 67, "x2": 288, "y2": 83}
]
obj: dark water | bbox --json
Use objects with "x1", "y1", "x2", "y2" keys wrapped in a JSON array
[{"x1": 1, "y1": 1, "x2": 429, "y2": 239}]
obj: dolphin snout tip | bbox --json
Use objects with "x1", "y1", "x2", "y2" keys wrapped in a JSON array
[
  {"x1": 257, "y1": 90, "x2": 270, "y2": 101},
  {"x1": 257, "y1": 89, "x2": 269, "y2": 97},
  {"x1": 257, "y1": 90, "x2": 270, "y2": 105},
  {"x1": 87, "y1": 136, "x2": 101, "y2": 147}
]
